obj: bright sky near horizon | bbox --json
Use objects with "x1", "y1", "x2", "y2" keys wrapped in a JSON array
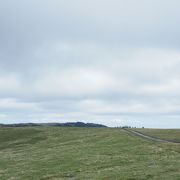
[{"x1": 0, "y1": 0, "x2": 180, "y2": 128}]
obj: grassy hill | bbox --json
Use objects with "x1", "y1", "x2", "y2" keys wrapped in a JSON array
[{"x1": 0, "y1": 127, "x2": 180, "y2": 180}]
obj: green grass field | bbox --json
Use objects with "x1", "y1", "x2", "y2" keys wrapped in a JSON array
[
  {"x1": 134, "y1": 129, "x2": 180, "y2": 142},
  {"x1": 0, "y1": 127, "x2": 180, "y2": 180}
]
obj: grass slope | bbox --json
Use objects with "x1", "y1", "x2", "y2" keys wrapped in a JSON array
[
  {"x1": 0, "y1": 127, "x2": 180, "y2": 180},
  {"x1": 134, "y1": 129, "x2": 180, "y2": 142}
]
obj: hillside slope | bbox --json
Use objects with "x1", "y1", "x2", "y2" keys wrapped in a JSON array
[{"x1": 0, "y1": 127, "x2": 180, "y2": 180}]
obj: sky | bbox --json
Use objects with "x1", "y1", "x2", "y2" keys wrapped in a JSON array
[{"x1": 0, "y1": 0, "x2": 180, "y2": 128}]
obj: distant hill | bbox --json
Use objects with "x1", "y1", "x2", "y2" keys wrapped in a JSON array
[{"x1": 0, "y1": 122, "x2": 107, "y2": 128}]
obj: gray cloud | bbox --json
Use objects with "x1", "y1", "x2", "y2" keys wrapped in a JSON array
[{"x1": 0, "y1": 0, "x2": 180, "y2": 127}]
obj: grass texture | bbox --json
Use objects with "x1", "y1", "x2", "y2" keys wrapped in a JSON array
[{"x1": 0, "y1": 127, "x2": 179, "y2": 180}]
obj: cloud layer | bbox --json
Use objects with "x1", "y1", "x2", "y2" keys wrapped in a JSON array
[{"x1": 0, "y1": 0, "x2": 180, "y2": 127}]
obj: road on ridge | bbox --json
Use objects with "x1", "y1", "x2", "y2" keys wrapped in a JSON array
[{"x1": 124, "y1": 129, "x2": 180, "y2": 144}]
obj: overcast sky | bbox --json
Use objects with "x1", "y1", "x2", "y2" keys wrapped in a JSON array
[{"x1": 0, "y1": 0, "x2": 180, "y2": 127}]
